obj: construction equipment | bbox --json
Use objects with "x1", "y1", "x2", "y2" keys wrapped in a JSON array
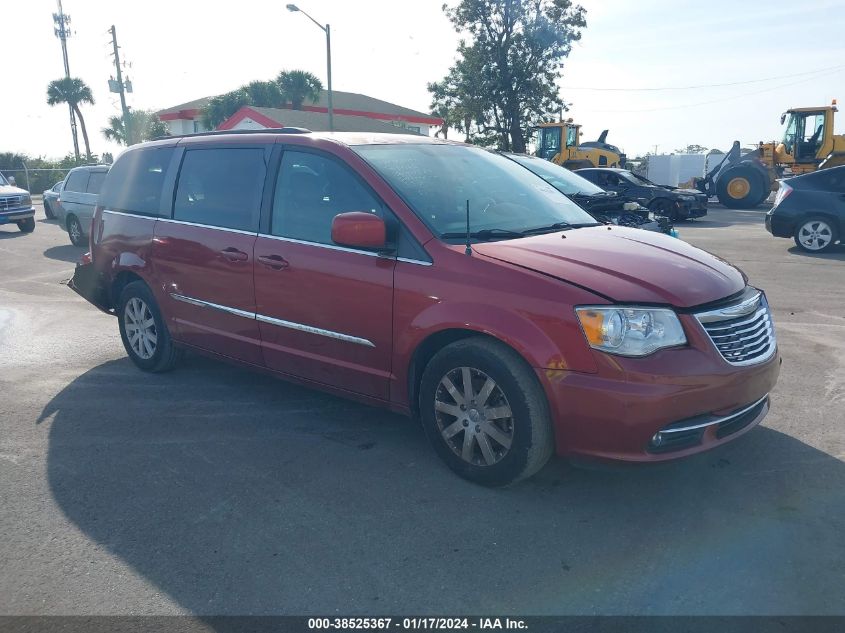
[
  {"x1": 534, "y1": 120, "x2": 626, "y2": 169},
  {"x1": 696, "y1": 101, "x2": 845, "y2": 208}
]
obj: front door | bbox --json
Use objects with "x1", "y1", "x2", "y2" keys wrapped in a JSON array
[
  {"x1": 253, "y1": 149, "x2": 394, "y2": 400},
  {"x1": 153, "y1": 145, "x2": 268, "y2": 365}
]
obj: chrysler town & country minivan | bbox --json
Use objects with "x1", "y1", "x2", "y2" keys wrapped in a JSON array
[{"x1": 71, "y1": 130, "x2": 780, "y2": 486}]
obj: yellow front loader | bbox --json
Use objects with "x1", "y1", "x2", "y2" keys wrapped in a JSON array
[
  {"x1": 534, "y1": 120, "x2": 626, "y2": 169},
  {"x1": 696, "y1": 101, "x2": 845, "y2": 208}
]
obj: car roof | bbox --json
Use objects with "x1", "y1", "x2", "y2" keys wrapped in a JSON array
[
  {"x1": 578, "y1": 167, "x2": 629, "y2": 173},
  {"x1": 68, "y1": 165, "x2": 109, "y2": 173},
  {"x1": 147, "y1": 129, "x2": 465, "y2": 149}
]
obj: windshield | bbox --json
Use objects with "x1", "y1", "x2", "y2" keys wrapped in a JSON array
[
  {"x1": 0, "y1": 172, "x2": 9, "y2": 186},
  {"x1": 505, "y1": 153, "x2": 605, "y2": 196},
  {"x1": 355, "y1": 144, "x2": 598, "y2": 241},
  {"x1": 621, "y1": 171, "x2": 654, "y2": 186}
]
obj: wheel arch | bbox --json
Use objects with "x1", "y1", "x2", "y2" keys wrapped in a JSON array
[
  {"x1": 796, "y1": 211, "x2": 841, "y2": 235},
  {"x1": 109, "y1": 270, "x2": 147, "y2": 310}
]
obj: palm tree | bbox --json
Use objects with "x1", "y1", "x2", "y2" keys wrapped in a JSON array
[
  {"x1": 244, "y1": 80, "x2": 284, "y2": 108},
  {"x1": 47, "y1": 78, "x2": 95, "y2": 160},
  {"x1": 102, "y1": 110, "x2": 170, "y2": 146},
  {"x1": 277, "y1": 70, "x2": 323, "y2": 110}
]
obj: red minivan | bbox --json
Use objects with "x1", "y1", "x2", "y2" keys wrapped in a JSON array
[{"x1": 71, "y1": 130, "x2": 780, "y2": 486}]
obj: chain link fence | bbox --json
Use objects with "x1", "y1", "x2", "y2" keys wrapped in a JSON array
[{"x1": 0, "y1": 167, "x2": 71, "y2": 197}]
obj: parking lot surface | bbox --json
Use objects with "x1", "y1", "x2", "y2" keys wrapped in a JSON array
[{"x1": 1, "y1": 204, "x2": 843, "y2": 615}]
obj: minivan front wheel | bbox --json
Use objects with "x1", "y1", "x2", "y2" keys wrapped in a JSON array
[
  {"x1": 67, "y1": 215, "x2": 85, "y2": 246},
  {"x1": 118, "y1": 281, "x2": 181, "y2": 372},
  {"x1": 419, "y1": 338, "x2": 554, "y2": 486}
]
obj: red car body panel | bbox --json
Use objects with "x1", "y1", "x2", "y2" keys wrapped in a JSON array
[
  {"x1": 253, "y1": 235, "x2": 395, "y2": 400},
  {"x1": 152, "y1": 220, "x2": 263, "y2": 366},
  {"x1": 473, "y1": 227, "x2": 746, "y2": 308},
  {"x1": 74, "y1": 132, "x2": 781, "y2": 465}
]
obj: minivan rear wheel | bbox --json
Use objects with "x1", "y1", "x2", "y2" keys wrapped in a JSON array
[
  {"x1": 118, "y1": 281, "x2": 181, "y2": 372},
  {"x1": 67, "y1": 215, "x2": 85, "y2": 246},
  {"x1": 419, "y1": 337, "x2": 554, "y2": 487}
]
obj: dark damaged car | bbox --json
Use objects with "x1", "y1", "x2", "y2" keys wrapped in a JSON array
[
  {"x1": 577, "y1": 167, "x2": 708, "y2": 221},
  {"x1": 504, "y1": 153, "x2": 674, "y2": 234}
]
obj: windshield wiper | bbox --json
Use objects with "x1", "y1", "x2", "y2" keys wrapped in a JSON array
[
  {"x1": 440, "y1": 228, "x2": 526, "y2": 241},
  {"x1": 521, "y1": 222, "x2": 573, "y2": 235}
]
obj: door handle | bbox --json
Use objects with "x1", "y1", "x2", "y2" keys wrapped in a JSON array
[
  {"x1": 257, "y1": 254, "x2": 289, "y2": 270},
  {"x1": 220, "y1": 247, "x2": 249, "y2": 262}
]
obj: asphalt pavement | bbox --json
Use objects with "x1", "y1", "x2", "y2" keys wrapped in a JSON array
[{"x1": 1, "y1": 203, "x2": 843, "y2": 616}]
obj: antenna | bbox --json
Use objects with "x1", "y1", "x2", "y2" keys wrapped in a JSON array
[{"x1": 465, "y1": 200, "x2": 472, "y2": 255}]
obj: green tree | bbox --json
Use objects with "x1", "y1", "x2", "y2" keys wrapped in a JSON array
[
  {"x1": 430, "y1": 0, "x2": 586, "y2": 152},
  {"x1": 675, "y1": 144, "x2": 708, "y2": 154},
  {"x1": 102, "y1": 110, "x2": 170, "y2": 145},
  {"x1": 277, "y1": 70, "x2": 323, "y2": 110},
  {"x1": 201, "y1": 89, "x2": 252, "y2": 129},
  {"x1": 46, "y1": 77, "x2": 96, "y2": 160},
  {"x1": 244, "y1": 80, "x2": 285, "y2": 108}
]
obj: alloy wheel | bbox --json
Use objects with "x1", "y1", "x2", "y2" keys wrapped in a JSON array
[
  {"x1": 434, "y1": 366, "x2": 514, "y2": 466},
  {"x1": 69, "y1": 218, "x2": 82, "y2": 244},
  {"x1": 124, "y1": 297, "x2": 157, "y2": 360},
  {"x1": 798, "y1": 220, "x2": 833, "y2": 251}
]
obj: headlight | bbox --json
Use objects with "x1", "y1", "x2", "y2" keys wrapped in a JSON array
[
  {"x1": 575, "y1": 306, "x2": 687, "y2": 356},
  {"x1": 22, "y1": 194, "x2": 32, "y2": 206}
]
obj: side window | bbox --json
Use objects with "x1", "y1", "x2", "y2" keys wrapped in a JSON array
[
  {"x1": 174, "y1": 148, "x2": 265, "y2": 231},
  {"x1": 86, "y1": 171, "x2": 107, "y2": 194},
  {"x1": 99, "y1": 147, "x2": 175, "y2": 216},
  {"x1": 64, "y1": 171, "x2": 89, "y2": 193},
  {"x1": 271, "y1": 150, "x2": 381, "y2": 245}
]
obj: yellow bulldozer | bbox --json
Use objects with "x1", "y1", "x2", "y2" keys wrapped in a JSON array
[
  {"x1": 534, "y1": 120, "x2": 626, "y2": 169},
  {"x1": 695, "y1": 101, "x2": 845, "y2": 208}
]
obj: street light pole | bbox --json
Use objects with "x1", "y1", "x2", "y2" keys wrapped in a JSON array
[{"x1": 286, "y1": 4, "x2": 334, "y2": 132}]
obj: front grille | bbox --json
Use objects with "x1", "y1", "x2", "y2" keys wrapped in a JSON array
[
  {"x1": 0, "y1": 195, "x2": 27, "y2": 211},
  {"x1": 695, "y1": 291, "x2": 776, "y2": 366}
]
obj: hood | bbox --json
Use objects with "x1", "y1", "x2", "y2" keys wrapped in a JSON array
[
  {"x1": 0, "y1": 185, "x2": 29, "y2": 196},
  {"x1": 473, "y1": 226, "x2": 744, "y2": 308}
]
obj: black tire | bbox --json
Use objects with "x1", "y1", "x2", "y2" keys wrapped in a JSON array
[
  {"x1": 44, "y1": 200, "x2": 55, "y2": 219},
  {"x1": 649, "y1": 198, "x2": 677, "y2": 221},
  {"x1": 793, "y1": 216, "x2": 838, "y2": 253},
  {"x1": 16, "y1": 217, "x2": 35, "y2": 233},
  {"x1": 117, "y1": 281, "x2": 182, "y2": 372},
  {"x1": 716, "y1": 166, "x2": 766, "y2": 209},
  {"x1": 418, "y1": 337, "x2": 554, "y2": 487},
  {"x1": 67, "y1": 215, "x2": 86, "y2": 247}
]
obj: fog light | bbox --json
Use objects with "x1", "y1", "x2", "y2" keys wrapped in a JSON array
[{"x1": 651, "y1": 432, "x2": 664, "y2": 446}]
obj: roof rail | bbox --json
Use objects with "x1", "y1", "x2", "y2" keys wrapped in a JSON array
[{"x1": 153, "y1": 127, "x2": 312, "y2": 141}]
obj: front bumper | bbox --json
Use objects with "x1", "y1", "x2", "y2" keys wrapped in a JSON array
[
  {"x1": 677, "y1": 199, "x2": 708, "y2": 219},
  {"x1": 538, "y1": 321, "x2": 781, "y2": 462},
  {"x1": 0, "y1": 207, "x2": 35, "y2": 224}
]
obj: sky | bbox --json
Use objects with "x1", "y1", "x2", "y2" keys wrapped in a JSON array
[{"x1": 4, "y1": 0, "x2": 845, "y2": 162}]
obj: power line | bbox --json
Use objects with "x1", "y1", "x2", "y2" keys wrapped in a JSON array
[
  {"x1": 589, "y1": 68, "x2": 845, "y2": 113},
  {"x1": 562, "y1": 63, "x2": 845, "y2": 91}
]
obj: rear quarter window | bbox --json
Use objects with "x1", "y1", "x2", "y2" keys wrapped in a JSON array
[
  {"x1": 99, "y1": 147, "x2": 175, "y2": 216},
  {"x1": 86, "y1": 171, "x2": 107, "y2": 195},
  {"x1": 64, "y1": 170, "x2": 89, "y2": 193}
]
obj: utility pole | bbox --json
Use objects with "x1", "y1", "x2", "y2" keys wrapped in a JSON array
[
  {"x1": 109, "y1": 25, "x2": 133, "y2": 145},
  {"x1": 53, "y1": 0, "x2": 80, "y2": 161}
]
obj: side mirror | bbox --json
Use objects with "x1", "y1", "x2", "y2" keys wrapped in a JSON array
[
  {"x1": 8, "y1": 176, "x2": 16, "y2": 186},
  {"x1": 331, "y1": 212, "x2": 387, "y2": 250}
]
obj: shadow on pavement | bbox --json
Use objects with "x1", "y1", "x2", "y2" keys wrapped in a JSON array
[
  {"x1": 43, "y1": 244, "x2": 84, "y2": 263},
  {"x1": 786, "y1": 244, "x2": 845, "y2": 261},
  {"x1": 41, "y1": 355, "x2": 845, "y2": 617}
]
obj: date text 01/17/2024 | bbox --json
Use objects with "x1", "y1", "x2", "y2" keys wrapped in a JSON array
[{"x1": 307, "y1": 618, "x2": 529, "y2": 630}]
